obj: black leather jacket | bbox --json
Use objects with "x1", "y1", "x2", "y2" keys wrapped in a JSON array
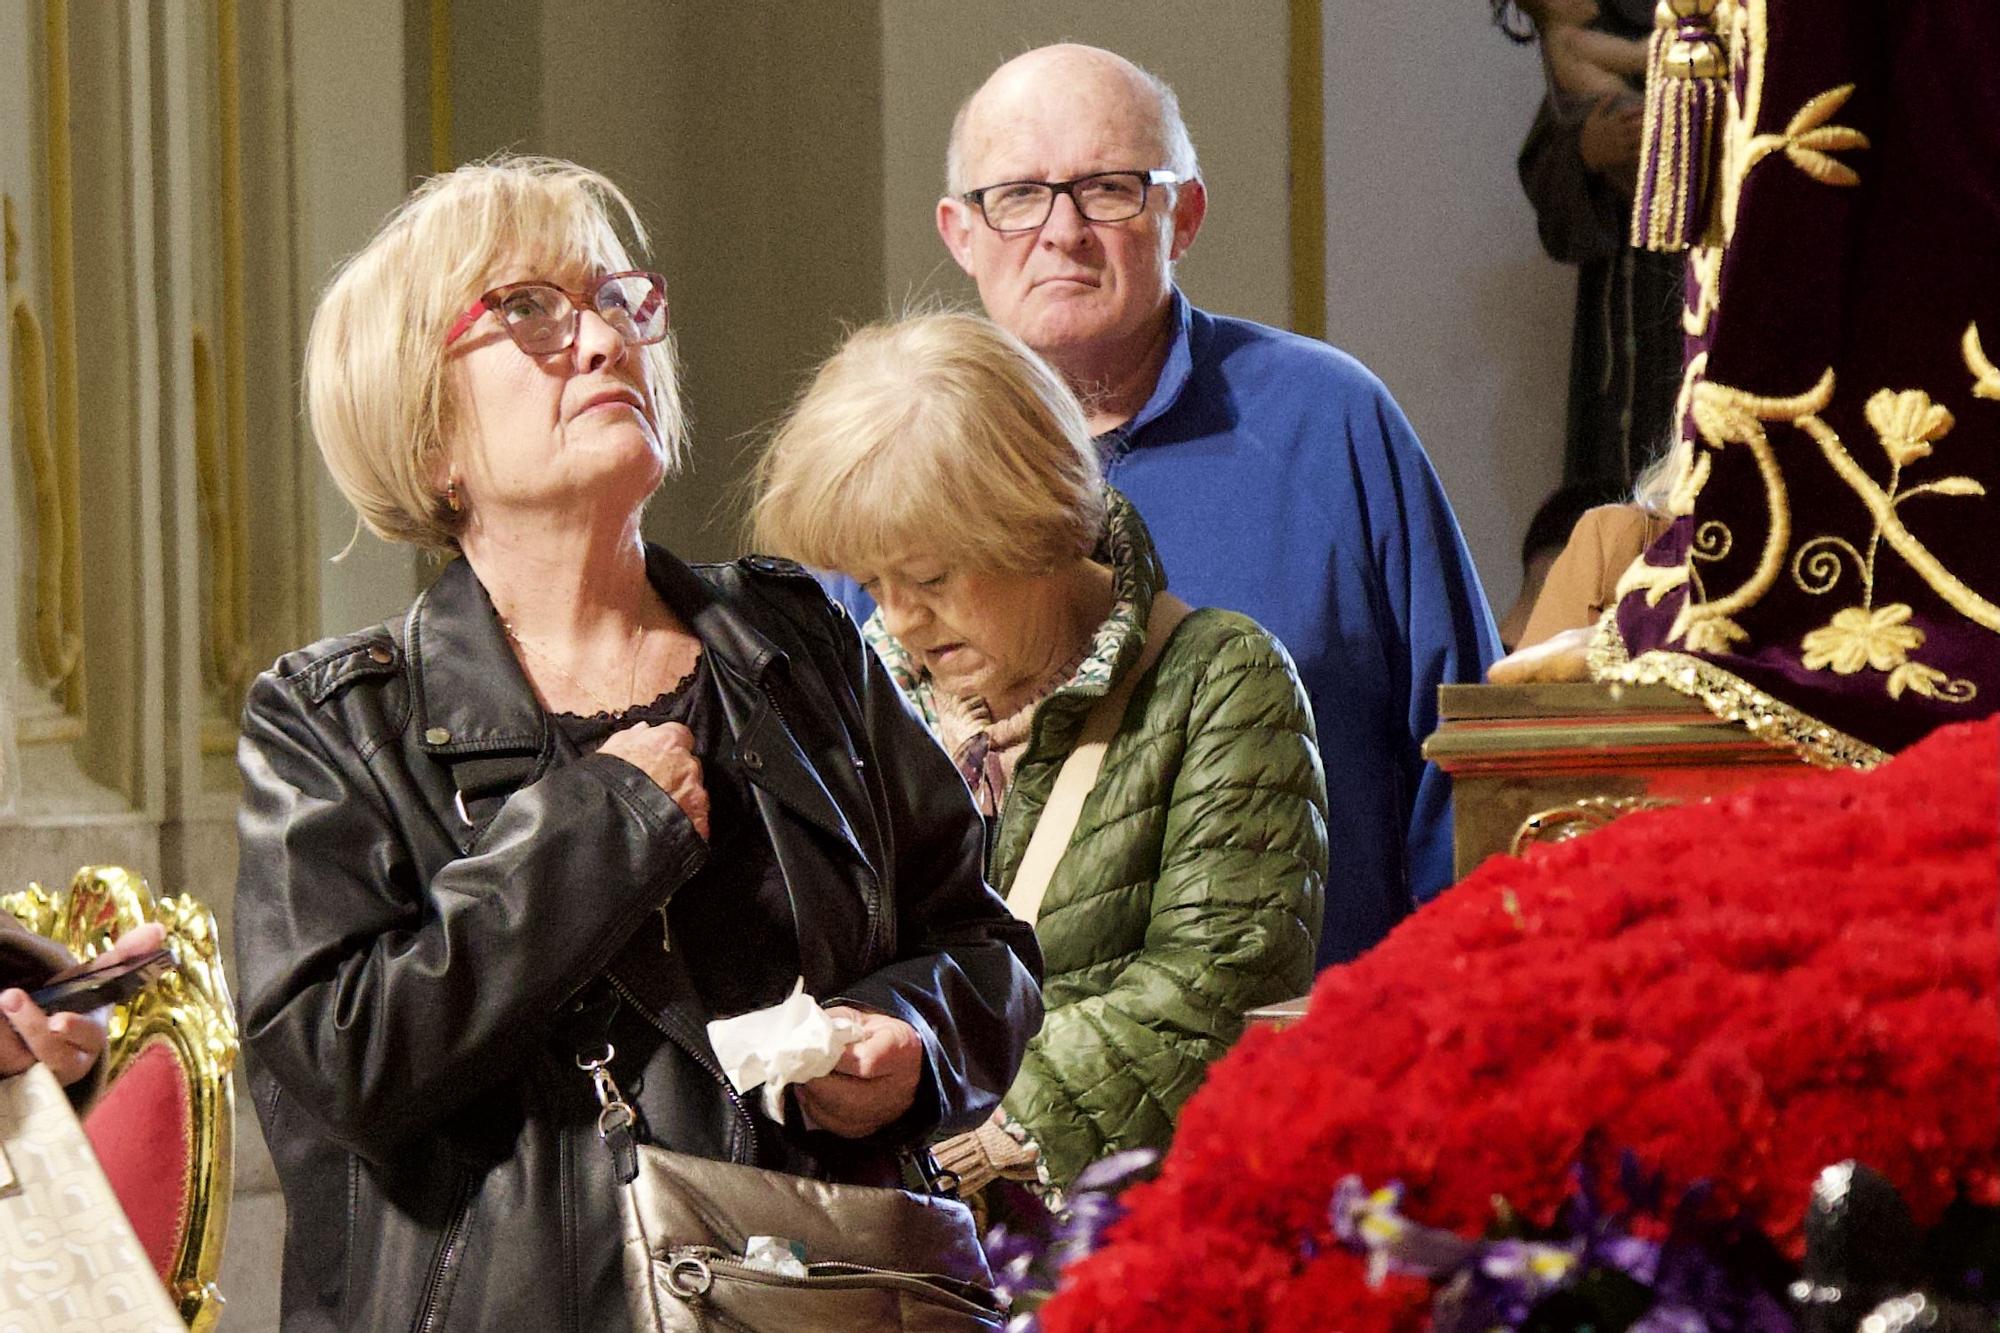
[{"x1": 234, "y1": 546, "x2": 1042, "y2": 1332}]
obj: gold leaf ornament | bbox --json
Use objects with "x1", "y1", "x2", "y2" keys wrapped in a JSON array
[
  {"x1": 1668, "y1": 448, "x2": 1712, "y2": 516},
  {"x1": 1801, "y1": 603, "x2": 1925, "y2": 674},
  {"x1": 1666, "y1": 372, "x2": 1833, "y2": 652},
  {"x1": 1615, "y1": 556, "x2": 1694, "y2": 608},
  {"x1": 1865, "y1": 388, "x2": 1954, "y2": 467},
  {"x1": 1691, "y1": 389, "x2": 1762, "y2": 447},
  {"x1": 1786, "y1": 85, "x2": 1854, "y2": 138},
  {"x1": 1900, "y1": 477, "x2": 1987, "y2": 504},
  {"x1": 1745, "y1": 84, "x2": 1870, "y2": 187},
  {"x1": 1783, "y1": 85, "x2": 1868, "y2": 185},
  {"x1": 1886, "y1": 661, "x2": 1949, "y2": 700},
  {"x1": 1677, "y1": 611, "x2": 1749, "y2": 654},
  {"x1": 1965, "y1": 323, "x2": 2000, "y2": 401}
]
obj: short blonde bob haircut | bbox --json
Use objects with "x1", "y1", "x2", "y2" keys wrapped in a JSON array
[
  {"x1": 305, "y1": 155, "x2": 685, "y2": 554},
  {"x1": 752, "y1": 312, "x2": 1105, "y2": 580}
]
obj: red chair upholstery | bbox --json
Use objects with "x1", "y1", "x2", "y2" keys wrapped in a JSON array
[
  {"x1": 87, "y1": 1038, "x2": 195, "y2": 1282},
  {"x1": 3, "y1": 867, "x2": 238, "y2": 1331}
]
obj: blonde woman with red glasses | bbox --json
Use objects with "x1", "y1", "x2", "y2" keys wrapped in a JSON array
[{"x1": 233, "y1": 157, "x2": 1039, "y2": 1331}]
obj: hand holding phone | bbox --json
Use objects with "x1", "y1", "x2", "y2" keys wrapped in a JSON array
[
  {"x1": 29, "y1": 946, "x2": 176, "y2": 1014},
  {"x1": 1, "y1": 922, "x2": 169, "y2": 1086}
]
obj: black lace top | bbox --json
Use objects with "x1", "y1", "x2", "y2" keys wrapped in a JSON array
[{"x1": 552, "y1": 656, "x2": 800, "y2": 1019}]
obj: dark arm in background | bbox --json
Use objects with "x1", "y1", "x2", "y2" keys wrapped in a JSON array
[{"x1": 1517, "y1": 93, "x2": 1642, "y2": 266}]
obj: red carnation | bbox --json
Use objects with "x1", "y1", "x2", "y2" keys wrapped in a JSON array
[{"x1": 1041, "y1": 719, "x2": 2000, "y2": 1328}]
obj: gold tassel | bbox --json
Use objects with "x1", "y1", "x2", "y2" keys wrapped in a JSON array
[{"x1": 1632, "y1": 0, "x2": 1729, "y2": 253}]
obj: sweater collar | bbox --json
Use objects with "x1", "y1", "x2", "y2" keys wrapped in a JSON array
[{"x1": 1112, "y1": 288, "x2": 1198, "y2": 444}]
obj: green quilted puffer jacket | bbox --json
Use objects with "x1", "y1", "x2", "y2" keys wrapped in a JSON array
[{"x1": 866, "y1": 493, "x2": 1327, "y2": 1187}]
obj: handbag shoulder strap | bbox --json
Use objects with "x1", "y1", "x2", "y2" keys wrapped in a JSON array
[{"x1": 1005, "y1": 591, "x2": 1193, "y2": 925}]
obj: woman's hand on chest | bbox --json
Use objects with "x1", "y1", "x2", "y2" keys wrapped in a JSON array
[{"x1": 599, "y1": 720, "x2": 711, "y2": 840}]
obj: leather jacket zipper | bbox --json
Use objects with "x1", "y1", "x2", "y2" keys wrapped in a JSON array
[
  {"x1": 412, "y1": 1170, "x2": 474, "y2": 1333},
  {"x1": 758, "y1": 683, "x2": 889, "y2": 969},
  {"x1": 604, "y1": 972, "x2": 758, "y2": 1158}
]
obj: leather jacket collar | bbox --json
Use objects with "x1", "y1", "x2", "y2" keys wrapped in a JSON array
[
  {"x1": 403, "y1": 545, "x2": 864, "y2": 874},
  {"x1": 404, "y1": 546, "x2": 784, "y2": 759}
]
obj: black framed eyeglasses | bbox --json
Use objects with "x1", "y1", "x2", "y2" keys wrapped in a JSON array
[
  {"x1": 444, "y1": 270, "x2": 670, "y2": 355},
  {"x1": 961, "y1": 169, "x2": 1182, "y2": 233}
]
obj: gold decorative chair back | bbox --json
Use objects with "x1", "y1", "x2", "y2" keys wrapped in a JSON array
[{"x1": 2, "y1": 866, "x2": 239, "y2": 1331}]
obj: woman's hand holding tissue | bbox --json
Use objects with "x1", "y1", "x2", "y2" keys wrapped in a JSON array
[{"x1": 793, "y1": 1007, "x2": 923, "y2": 1138}]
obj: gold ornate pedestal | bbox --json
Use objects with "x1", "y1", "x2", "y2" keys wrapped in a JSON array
[
  {"x1": 1423, "y1": 681, "x2": 1810, "y2": 879},
  {"x1": 1240, "y1": 684, "x2": 1809, "y2": 1032}
]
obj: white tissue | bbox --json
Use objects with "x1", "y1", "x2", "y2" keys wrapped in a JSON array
[
  {"x1": 742, "y1": 1235, "x2": 809, "y2": 1277},
  {"x1": 705, "y1": 978, "x2": 864, "y2": 1122}
]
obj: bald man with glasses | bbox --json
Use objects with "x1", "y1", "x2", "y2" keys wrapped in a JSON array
[{"x1": 825, "y1": 44, "x2": 1499, "y2": 965}]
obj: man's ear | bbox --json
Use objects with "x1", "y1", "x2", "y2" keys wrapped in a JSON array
[
  {"x1": 1167, "y1": 179, "x2": 1207, "y2": 261},
  {"x1": 936, "y1": 196, "x2": 978, "y2": 276}
]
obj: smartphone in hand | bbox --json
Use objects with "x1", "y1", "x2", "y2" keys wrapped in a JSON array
[{"x1": 28, "y1": 947, "x2": 177, "y2": 1014}]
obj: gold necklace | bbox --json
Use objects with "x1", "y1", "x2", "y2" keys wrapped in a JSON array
[{"x1": 501, "y1": 618, "x2": 644, "y2": 715}]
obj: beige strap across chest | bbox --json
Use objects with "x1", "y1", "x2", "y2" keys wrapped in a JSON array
[{"x1": 1005, "y1": 592, "x2": 1193, "y2": 926}]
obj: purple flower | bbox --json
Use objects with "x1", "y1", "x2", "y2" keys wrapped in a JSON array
[
  {"x1": 977, "y1": 1149, "x2": 1161, "y2": 1328},
  {"x1": 1071, "y1": 1148, "x2": 1157, "y2": 1194},
  {"x1": 1596, "y1": 1233, "x2": 1663, "y2": 1286},
  {"x1": 1631, "y1": 1306, "x2": 1710, "y2": 1333},
  {"x1": 1331, "y1": 1174, "x2": 1479, "y2": 1284}
]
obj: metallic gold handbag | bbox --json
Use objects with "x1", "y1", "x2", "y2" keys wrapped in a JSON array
[
  {"x1": 581, "y1": 1047, "x2": 1006, "y2": 1332},
  {"x1": 0, "y1": 1064, "x2": 183, "y2": 1331}
]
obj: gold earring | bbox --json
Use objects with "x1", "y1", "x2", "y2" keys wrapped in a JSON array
[{"x1": 445, "y1": 479, "x2": 462, "y2": 513}]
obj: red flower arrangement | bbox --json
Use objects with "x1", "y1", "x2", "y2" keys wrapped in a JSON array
[{"x1": 1041, "y1": 718, "x2": 2000, "y2": 1331}]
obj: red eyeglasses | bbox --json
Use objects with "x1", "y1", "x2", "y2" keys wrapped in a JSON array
[{"x1": 444, "y1": 271, "x2": 669, "y2": 355}]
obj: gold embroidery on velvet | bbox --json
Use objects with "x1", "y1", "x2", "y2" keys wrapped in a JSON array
[
  {"x1": 1685, "y1": 520, "x2": 1733, "y2": 618},
  {"x1": 1798, "y1": 397, "x2": 2000, "y2": 633},
  {"x1": 1668, "y1": 350, "x2": 1714, "y2": 519},
  {"x1": 1678, "y1": 610, "x2": 1748, "y2": 654},
  {"x1": 1674, "y1": 2, "x2": 1755, "y2": 347},
  {"x1": 1679, "y1": 0, "x2": 1744, "y2": 341},
  {"x1": 1783, "y1": 384, "x2": 1994, "y2": 705},
  {"x1": 1867, "y1": 388, "x2": 1955, "y2": 466},
  {"x1": 1596, "y1": 3, "x2": 1983, "y2": 741},
  {"x1": 1672, "y1": 447, "x2": 1713, "y2": 517},
  {"x1": 1965, "y1": 323, "x2": 2000, "y2": 401},
  {"x1": 1685, "y1": 246, "x2": 1723, "y2": 338},
  {"x1": 1888, "y1": 661, "x2": 1977, "y2": 704},
  {"x1": 1589, "y1": 615, "x2": 1890, "y2": 770},
  {"x1": 1615, "y1": 554, "x2": 1691, "y2": 608},
  {"x1": 1790, "y1": 590, "x2": 1984, "y2": 711},
  {"x1": 1744, "y1": 84, "x2": 1869, "y2": 187},
  {"x1": 1801, "y1": 604, "x2": 1923, "y2": 673},
  {"x1": 1692, "y1": 521, "x2": 1733, "y2": 562},
  {"x1": 1713, "y1": 0, "x2": 1760, "y2": 241},
  {"x1": 1666, "y1": 371, "x2": 1835, "y2": 649},
  {"x1": 1791, "y1": 535, "x2": 1868, "y2": 598}
]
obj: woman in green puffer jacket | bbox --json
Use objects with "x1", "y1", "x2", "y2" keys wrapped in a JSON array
[{"x1": 752, "y1": 312, "x2": 1326, "y2": 1193}]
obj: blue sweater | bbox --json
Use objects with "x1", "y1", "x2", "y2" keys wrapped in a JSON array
[{"x1": 825, "y1": 293, "x2": 1499, "y2": 964}]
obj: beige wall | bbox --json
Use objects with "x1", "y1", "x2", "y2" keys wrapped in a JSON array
[
  {"x1": 292, "y1": 0, "x2": 423, "y2": 638},
  {"x1": 1322, "y1": 5, "x2": 1574, "y2": 611},
  {"x1": 880, "y1": 0, "x2": 1291, "y2": 330},
  {"x1": 448, "y1": 0, "x2": 887, "y2": 561}
]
